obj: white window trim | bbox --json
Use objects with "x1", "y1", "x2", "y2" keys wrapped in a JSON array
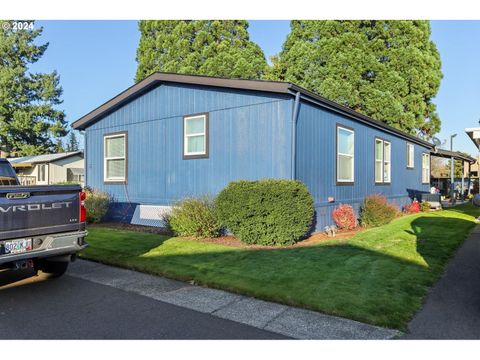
[
  {"x1": 422, "y1": 153, "x2": 430, "y2": 184},
  {"x1": 184, "y1": 114, "x2": 207, "y2": 157},
  {"x1": 38, "y1": 164, "x2": 47, "y2": 183},
  {"x1": 104, "y1": 133, "x2": 127, "y2": 182},
  {"x1": 337, "y1": 126, "x2": 355, "y2": 183},
  {"x1": 375, "y1": 138, "x2": 391, "y2": 184},
  {"x1": 375, "y1": 139, "x2": 383, "y2": 183},
  {"x1": 407, "y1": 143, "x2": 415, "y2": 168},
  {"x1": 384, "y1": 141, "x2": 391, "y2": 183}
]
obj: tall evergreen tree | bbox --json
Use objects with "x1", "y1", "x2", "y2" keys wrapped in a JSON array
[
  {"x1": 266, "y1": 20, "x2": 443, "y2": 138},
  {"x1": 0, "y1": 21, "x2": 68, "y2": 155},
  {"x1": 66, "y1": 131, "x2": 79, "y2": 152},
  {"x1": 54, "y1": 138, "x2": 65, "y2": 153},
  {"x1": 449, "y1": 153, "x2": 470, "y2": 178},
  {"x1": 135, "y1": 20, "x2": 267, "y2": 82}
]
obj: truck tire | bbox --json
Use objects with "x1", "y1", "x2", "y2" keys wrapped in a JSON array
[{"x1": 38, "y1": 260, "x2": 69, "y2": 277}]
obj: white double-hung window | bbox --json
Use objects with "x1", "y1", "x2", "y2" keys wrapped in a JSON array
[
  {"x1": 184, "y1": 113, "x2": 208, "y2": 158},
  {"x1": 384, "y1": 141, "x2": 391, "y2": 182},
  {"x1": 38, "y1": 164, "x2": 47, "y2": 182},
  {"x1": 406, "y1": 143, "x2": 415, "y2": 168},
  {"x1": 104, "y1": 132, "x2": 127, "y2": 182},
  {"x1": 337, "y1": 126, "x2": 354, "y2": 183},
  {"x1": 422, "y1": 153, "x2": 430, "y2": 184},
  {"x1": 375, "y1": 138, "x2": 391, "y2": 184}
]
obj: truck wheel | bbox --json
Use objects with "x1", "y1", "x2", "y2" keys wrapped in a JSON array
[{"x1": 39, "y1": 260, "x2": 69, "y2": 277}]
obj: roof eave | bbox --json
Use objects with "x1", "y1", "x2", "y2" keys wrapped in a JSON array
[
  {"x1": 72, "y1": 73, "x2": 290, "y2": 130},
  {"x1": 72, "y1": 72, "x2": 433, "y2": 148},
  {"x1": 8, "y1": 151, "x2": 83, "y2": 166},
  {"x1": 465, "y1": 128, "x2": 480, "y2": 150},
  {"x1": 286, "y1": 84, "x2": 433, "y2": 149},
  {"x1": 11, "y1": 163, "x2": 33, "y2": 168}
]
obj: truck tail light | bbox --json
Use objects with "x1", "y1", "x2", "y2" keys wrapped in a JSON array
[{"x1": 79, "y1": 191, "x2": 86, "y2": 223}]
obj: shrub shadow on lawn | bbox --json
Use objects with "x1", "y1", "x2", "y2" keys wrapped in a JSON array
[
  {"x1": 85, "y1": 232, "x2": 171, "y2": 259},
  {"x1": 135, "y1": 212, "x2": 477, "y2": 329},
  {"x1": 137, "y1": 239, "x2": 432, "y2": 329},
  {"x1": 81, "y1": 208, "x2": 478, "y2": 330},
  {"x1": 407, "y1": 214, "x2": 475, "y2": 272}
]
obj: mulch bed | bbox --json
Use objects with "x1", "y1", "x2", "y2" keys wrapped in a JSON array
[
  {"x1": 88, "y1": 222, "x2": 173, "y2": 236},
  {"x1": 196, "y1": 227, "x2": 366, "y2": 250},
  {"x1": 90, "y1": 207, "x2": 437, "y2": 250},
  {"x1": 89, "y1": 222, "x2": 367, "y2": 249}
]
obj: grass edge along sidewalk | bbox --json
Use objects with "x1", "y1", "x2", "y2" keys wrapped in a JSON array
[{"x1": 80, "y1": 203, "x2": 480, "y2": 331}]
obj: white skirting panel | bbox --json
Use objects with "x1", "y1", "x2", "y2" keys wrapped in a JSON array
[{"x1": 130, "y1": 204, "x2": 172, "y2": 228}]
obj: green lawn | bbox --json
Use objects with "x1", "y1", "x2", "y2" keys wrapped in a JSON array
[{"x1": 80, "y1": 203, "x2": 480, "y2": 330}]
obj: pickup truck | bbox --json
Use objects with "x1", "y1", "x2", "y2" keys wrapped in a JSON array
[{"x1": 0, "y1": 158, "x2": 87, "y2": 277}]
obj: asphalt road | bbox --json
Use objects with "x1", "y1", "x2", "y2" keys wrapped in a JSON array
[
  {"x1": 0, "y1": 269, "x2": 286, "y2": 339},
  {"x1": 404, "y1": 225, "x2": 480, "y2": 339}
]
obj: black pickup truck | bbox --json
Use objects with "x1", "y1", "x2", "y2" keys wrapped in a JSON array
[{"x1": 0, "y1": 158, "x2": 87, "y2": 277}]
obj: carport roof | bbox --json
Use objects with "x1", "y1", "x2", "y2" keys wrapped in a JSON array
[{"x1": 431, "y1": 148, "x2": 476, "y2": 163}]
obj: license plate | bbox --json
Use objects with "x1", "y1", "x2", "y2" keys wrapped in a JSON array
[{"x1": 4, "y1": 239, "x2": 32, "y2": 254}]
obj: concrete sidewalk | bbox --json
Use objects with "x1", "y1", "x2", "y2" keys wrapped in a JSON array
[
  {"x1": 404, "y1": 224, "x2": 480, "y2": 339},
  {"x1": 68, "y1": 259, "x2": 400, "y2": 340}
]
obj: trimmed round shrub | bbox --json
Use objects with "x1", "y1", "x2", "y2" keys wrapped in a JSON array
[
  {"x1": 84, "y1": 188, "x2": 111, "y2": 223},
  {"x1": 332, "y1": 204, "x2": 357, "y2": 230},
  {"x1": 215, "y1": 179, "x2": 314, "y2": 246},
  {"x1": 360, "y1": 194, "x2": 398, "y2": 227},
  {"x1": 169, "y1": 196, "x2": 221, "y2": 238}
]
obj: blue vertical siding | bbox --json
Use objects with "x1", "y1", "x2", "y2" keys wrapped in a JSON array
[
  {"x1": 86, "y1": 83, "x2": 293, "y2": 205},
  {"x1": 295, "y1": 100, "x2": 430, "y2": 229},
  {"x1": 85, "y1": 81, "x2": 431, "y2": 231}
]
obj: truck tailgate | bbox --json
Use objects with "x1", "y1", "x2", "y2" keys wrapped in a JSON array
[{"x1": 0, "y1": 185, "x2": 83, "y2": 241}]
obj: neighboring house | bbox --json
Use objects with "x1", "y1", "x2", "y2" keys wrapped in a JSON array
[
  {"x1": 8, "y1": 151, "x2": 84, "y2": 186},
  {"x1": 72, "y1": 72, "x2": 434, "y2": 230}
]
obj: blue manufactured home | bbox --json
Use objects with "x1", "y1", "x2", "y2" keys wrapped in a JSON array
[{"x1": 72, "y1": 72, "x2": 433, "y2": 230}]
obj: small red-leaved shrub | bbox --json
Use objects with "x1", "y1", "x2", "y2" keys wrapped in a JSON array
[
  {"x1": 360, "y1": 194, "x2": 398, "y2": 227},
  {"x1": 404, "y1": 199, "x2": 421, "y2": 214},
  {"x1": 332, "y1": 204, "x2": 357, "y2": 230}
]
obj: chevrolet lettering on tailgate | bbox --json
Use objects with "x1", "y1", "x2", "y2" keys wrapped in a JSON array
[
  {"x1": 0, "y1": 202, "x2": 73, "y2": 213},
  {"x1": 0, "y1": 158, "x2": 88, "y2": 277}
]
